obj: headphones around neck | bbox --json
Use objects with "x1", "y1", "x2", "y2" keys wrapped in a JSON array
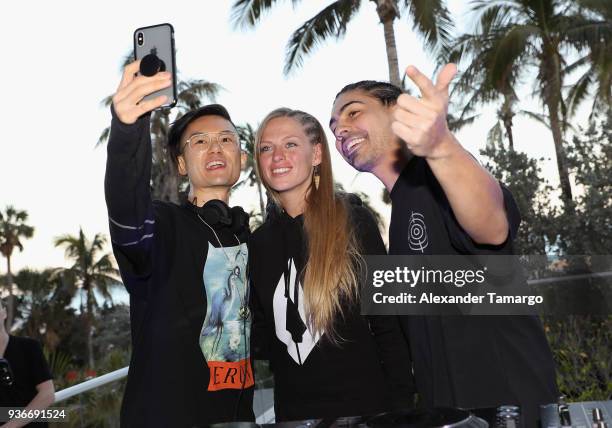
[{"x1": 187, "y1": 199, "x2": 250, "y2": 235}]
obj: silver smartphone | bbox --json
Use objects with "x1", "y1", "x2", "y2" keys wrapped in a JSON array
[{"x1": 133, "y1": 23, "x2": 177, "y2": 108}]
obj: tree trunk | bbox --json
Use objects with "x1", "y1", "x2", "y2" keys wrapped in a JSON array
[
  {"x1": 541, "y1": 46, "x2": 573, "y2": 205},
  {"x1": 382, "y1": 19, "x2": 401, "y2": 88},
  {"x1": 164, "y1": 162, "x2": 180, "y2": 204},
  {"x1": 546, "y1": 99, "x2": 573, "y2": 204},
  {"x1": 374, "y1": 1, "x2": 401, "y2": 88},
  {"x1": 5, "y1": 255, "x2": 13, "y2": 331},
  {"x1": 502, "y1": 116, "x2": 514, "y2": 152},
  {"x1": 85, "y1": 285, "x2": 95, "y2": 368},
  {"x1": 501, "y1": 92, "x2": 516, "y2": 151}
]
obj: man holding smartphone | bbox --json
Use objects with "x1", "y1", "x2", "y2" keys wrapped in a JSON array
[
  {"x1": 329, "y1": 64, "x2": 558, "y2": 426},
  {"x1": 106, "y1": 60, "x2": 253, "y2": 427}
]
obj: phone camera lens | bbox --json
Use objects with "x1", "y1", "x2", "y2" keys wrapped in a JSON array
[{"x1": 137, "y1": 32, "x2": 144, "y2": 46}]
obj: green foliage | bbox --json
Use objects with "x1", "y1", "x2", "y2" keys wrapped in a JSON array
[
  {"x1": 55, "y1": 349, "x2": 130, "y2": 428},
  {"x1": 481, "y1": 111, "x2": 611, "y2": 257},
  {"x1": 53, "y1": 228, "x2": 121, "y2": 368},
  {"x1": 482, "y1": 115, "x2": 611, "y2": 400},
  {"x1": 14, "y1": 268, "x2": 78, "y2": 352},
  {"x1": 557, "y1": 111, "x2": 612, "y2": 255},
  {"x1": 543, "y1": 316, "x2": 612, "y2": 400},
  {"x1": 0, "y1": 205, "x2": 35, "y2": 329},
  {"x1": 93, "y1": 304, "x2": 131, "y2": 359},
  {"x1": 448, "y1": 0, "x2": 611, "y2": 202},
  {"x1": 43, "y1": 349, "x2": 74, "y2": 390},
  {"x1": 480, "y1": 143, "x2": 557, "y2": 255},
  {"x1": 0, "y1": 206, "x2": 34, "y2": 259},
  {"x1": 236, "y1": 123, "x2": 268, "y2": 223}
]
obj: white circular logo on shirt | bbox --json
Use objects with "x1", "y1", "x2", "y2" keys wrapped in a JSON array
[{"x1": 408, "y1": 211, "x2": 428, "y2": 253}]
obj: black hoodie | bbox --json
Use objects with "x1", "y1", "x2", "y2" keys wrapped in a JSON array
[
  {"x1": 249, "y1": 196, "x2": 414, "y2": 421},
  {"x1": 105, "y1": 109, "x2": 254, "y2": 427}
]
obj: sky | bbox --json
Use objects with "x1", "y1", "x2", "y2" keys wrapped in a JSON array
[{"x1": 0, "y1": 1, "x2": 588, "y2": 275}]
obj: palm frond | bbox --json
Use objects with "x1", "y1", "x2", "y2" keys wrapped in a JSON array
[
  {"x1": 403, "y1": 0, "x2": 455, "y2": 55},
  {"x1": 566, "y1": 69, "x2": 593, "y2": 118},
  {"x1": 448, "y1": 112, "x2": 480, "y2": 132},
  {"x1": 121, "y1": 52, "x2": 135, "y2": 69},
  {"x1": 231, "y1": 0, "x2": 291, "y2": 28},
  {"x1": 519, "y1": 110, "x2": 551, "y2": 129},
  {"x1": 486, "y1": 121, "x2": 504, "y2": 150},
  {"x1": 564, "y1": 54, "x2": 591, "y2": 74},
  {"x1": 100, "y1": 94, "x2": 113, "y2": 108},
  {"x1": 283, "y1": 0, "x2": 360, "y2": 76},
  {"x1": 96, "y1": 126, "x2": 110, "y2": 148},
  {"x1": 176, "y1": 80, "x2": 223, "y2": 111},
  {"x1": 470, "y1": 1, "x2": 523, "y2": 32},
  {"x1": 490, "y1": 24, "x2": 537, "y2": 80},
  {"x1": 559, "y1": 15, "x2": 612, "y2": 50}
]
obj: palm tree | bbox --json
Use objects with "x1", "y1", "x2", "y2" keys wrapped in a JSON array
[
  {"x1": 445, "y1": 24, "x2": 557, "y2": 152},
  {"x1": 457, "y1": 0, "x2": 610, "y2": 205},
  {"x1": 0, "y1": 206, "x2": 34, "y2": 330},
  {"x1": 14, "y1": 268, "x2": 76, "y2": 352},
  {"x1": 235, "y1": 123, "x2": 267, "y2": 222},
  {"x1": 445, "y1": 22, "x2": 521, "y2": 151},
  {"x1": 231, "y1": 0, "x2": 454, "y2": 87},
  {"x1": 98, "y1": 55, "x2": 222, "y2": 203},
  {"x1": 53, "y1": 228, "x2": 120, "y2": 368},
  {"x1": 565, "y1": 0, "x2": 612, "y2": 120}
]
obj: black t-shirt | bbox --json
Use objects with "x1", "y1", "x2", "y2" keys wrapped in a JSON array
[
  {"x1": 250, "y1": 198, "x2": 414, "y2": 421},
  {"x1": 388, "y1": 156, "x2": 558, "y2": 426},
  {"x1": 0, "y1": 335, "x2": 53, "y2": 427},
  {"x1": 105, "y1": 110, "x2": 254, "y2": 427}
]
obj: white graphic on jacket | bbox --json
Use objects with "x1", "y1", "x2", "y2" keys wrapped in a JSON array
[
  {"x1": 273, "y1": 258, "x2": 321, "y2": 365},
  {"x1": 408, "y1": 211, "x2": 429, "y2": 253}
]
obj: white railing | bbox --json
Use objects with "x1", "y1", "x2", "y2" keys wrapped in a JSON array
[{"x1": 54, "y1": 367, "x2": 129, "y2": 403}]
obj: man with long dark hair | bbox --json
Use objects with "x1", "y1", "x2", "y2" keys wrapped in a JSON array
[{"x1": 329, "y1": 64, "x2": 558, "y2": 426}]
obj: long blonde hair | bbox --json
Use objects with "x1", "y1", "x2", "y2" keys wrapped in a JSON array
[{"x1": 255, "y1": 108, "x2": 363, "y2": 342}]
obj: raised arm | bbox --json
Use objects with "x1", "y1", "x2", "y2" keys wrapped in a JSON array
[
  {"x1": 104, "y1": 61, "x2": 172, "y2": 292},
  {"x1": 391, "y1": 64, "x2": 509, "y2": 246}
]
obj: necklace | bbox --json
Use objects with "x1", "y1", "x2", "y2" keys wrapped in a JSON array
[
  {"x1": 196, "y1": 213, "x2": 250, "y2": 319},
  {"x1": 196, "y1": 213, "x2": 241, "y2": 263}
]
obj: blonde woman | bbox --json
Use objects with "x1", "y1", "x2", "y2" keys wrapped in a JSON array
[{"x1": 249, "y1": 108, "x2": 413, "y2": 421}]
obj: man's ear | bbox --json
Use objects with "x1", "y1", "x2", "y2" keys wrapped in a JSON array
[
  {"x1": 177, "y1": 155, "x2": 188, "y2": 176},
  {"x1": 312, "y1": 143, "x2": 322, "y2": 166},
  {"x1": 240, "y1": 150, "x2": 248, "y2": 171},
  {"x1": 389, "y1": 102, "x2": 399, "y2": 118}
]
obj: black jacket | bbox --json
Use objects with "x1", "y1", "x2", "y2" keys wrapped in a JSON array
[
  {"x1": 105, "y1": 109, "x2": 254, "y2": 427},
  {"x1": 249, "y1": 197, "x2": 414, "y2": 421},
  {"x1": 389, "y1": 157, "x2": 558, "y2": 427}
]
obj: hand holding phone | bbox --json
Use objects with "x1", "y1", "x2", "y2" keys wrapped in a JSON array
[{"x1": 112, "y1": 61, "x2": 172, "y2": 125}]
